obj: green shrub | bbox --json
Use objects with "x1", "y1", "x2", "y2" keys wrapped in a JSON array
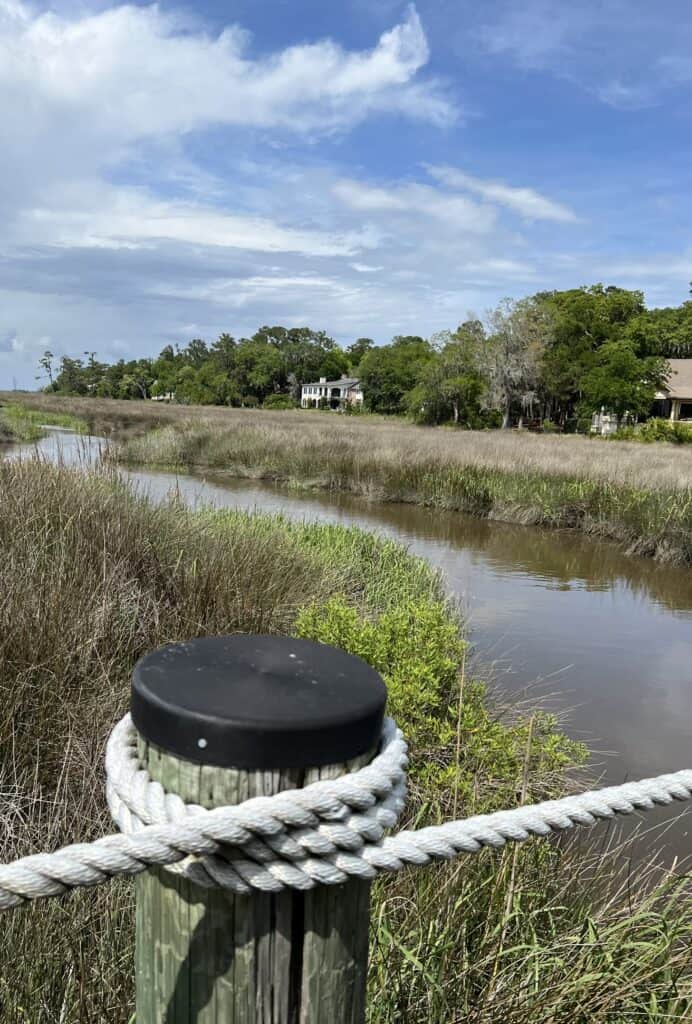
[
  {"x1": 639, "y1": 418, "x2": 692, "y2": 443},
  {"x1": 296, "y1": 597, "x2": 462, "y2": 745},
  {"x1": 296, "y1": 596, "x2": 586, "y2": 805},
  {"x1": 262, "y1": 393, "x2": 297, "y2": 410},
  {"x1": 608, "y1": 418, "x2": 692, "y2": 444}
]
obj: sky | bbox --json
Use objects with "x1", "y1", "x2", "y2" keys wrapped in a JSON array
[{"x1": 1, "y1": 0, "x2": 692, "y2": 387}]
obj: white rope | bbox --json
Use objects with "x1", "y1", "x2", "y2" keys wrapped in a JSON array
[{"x1": 0, "y1": 713, "x2": 691, "y2": 911}]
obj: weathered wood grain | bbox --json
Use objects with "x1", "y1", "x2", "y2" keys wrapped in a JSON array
[{"x1": 135, "y1": 737, "x2": 374, "y2": 1023}]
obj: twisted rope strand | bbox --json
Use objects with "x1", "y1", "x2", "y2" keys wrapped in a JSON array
[{"x1": 0, "y1": 714, "x2": 690, "y2": 911}]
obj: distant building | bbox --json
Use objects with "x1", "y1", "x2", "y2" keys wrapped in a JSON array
[
  {"x1": 301, "y1": 376, "x2": 364, "y2": 411},
  {"x1": 591, "y1": 358, "x2": 692, "y2": 434},
  {"x1": 652, "y1": 359, "x2": 692, "y2": 422}
]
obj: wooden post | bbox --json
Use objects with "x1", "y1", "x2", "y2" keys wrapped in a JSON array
[{"x1": 130, "y1": 635, "x2": 387, "y2": 1024}]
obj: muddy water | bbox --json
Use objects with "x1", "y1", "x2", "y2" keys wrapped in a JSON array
[{"x1": 6, "y1": 429, "x2": 692, "y2": 855}]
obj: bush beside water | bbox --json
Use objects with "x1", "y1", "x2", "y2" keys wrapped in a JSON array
[{"x1": 0, "y1": 460, "x2": 690, "y2": 1021}]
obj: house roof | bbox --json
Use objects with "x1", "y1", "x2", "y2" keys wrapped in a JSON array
[
  {"x1": 663, "y1": 359, "x2": 692, "y2": 400},
  {"x1": 303, "y1": 377, "x2": 361, "y2": 389}
]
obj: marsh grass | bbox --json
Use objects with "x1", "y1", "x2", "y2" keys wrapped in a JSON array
[
  {"x1": 0, "y1": 458, "x2": 450, "y2": 1021},
  {"x1": 0, "y1": 401, "x2": 88, "y2": 442},
  {"x1": 0, "y1": 456, "x2": 690, "y2": 1022},
  {"x1": 370, "y1": 834, "x2": 692, "y2": 1023},
  {"x1": 120, "y1": 415, "x2": 692, "y2": 564},
  {"x1": 5, "y1": 393, "x2": 688, "y2": 564}
]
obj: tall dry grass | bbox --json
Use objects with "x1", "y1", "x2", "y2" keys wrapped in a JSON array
[
  {"x1": 0, "y1": 458, "x2": 426, "y2": 1021},
  {"x1": 4, "y1": 393, "x2": 692, "y2": 490}
]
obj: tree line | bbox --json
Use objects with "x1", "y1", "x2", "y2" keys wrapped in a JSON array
[{"x1": 37, "y1": 285, "x2": 692, "y2": 429}]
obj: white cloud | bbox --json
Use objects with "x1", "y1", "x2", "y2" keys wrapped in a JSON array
[
  {"x1": 333, "y1": 181, "x2": 409, "y2": 212},
  {"x1": 152, "y1": 274, "x2": 363, "y2": 308},
  {"x1": 658, "y1": 55, "x2": 692, "y2": 84},
  {"x1": 474, "y1": 2, "x2": 575, "y2": 69},
  {"x1": 595, "y1": 79, "x2": 656, "y2": 110},
  {"x1": 471, "y1": 0, "x2": 692, "y2": 110},
  {"x1": 0, "y1": 0, "x2": 454, "y2": 307},
  {"x1": 596, "y1": 255, "x2": 692, "y2": 279},
  {"x1": 3, "y1": 0, "x2": 687, "y2": 387},
  {"x1": 333, "y1": 178, "x2": 497, "y2": 233},
  {"x1": 14, "y1": 183, "x2": 366, "y2": 257},
  {"x1": 0, "y1": 1, "x2": 453, "y2": 157},
  {"x1": 426, "y1": 166, "x2": 578, "y2": 223},
  {"x1": 462, "y1": 258, "x2": 536, "y2": 277}
]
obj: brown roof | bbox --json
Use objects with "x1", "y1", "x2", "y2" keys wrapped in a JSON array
[{"x1": 664, "y1": 360, "x2": 692, "y2": 400}]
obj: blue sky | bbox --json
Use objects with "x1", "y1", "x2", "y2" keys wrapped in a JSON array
[{"x1": 1, "y1": 0, "x2": 691, "y2": 386}]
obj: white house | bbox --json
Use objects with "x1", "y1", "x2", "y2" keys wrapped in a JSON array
[{"x1": 301, "y1": 375, "x2": 364, "y2": 411}]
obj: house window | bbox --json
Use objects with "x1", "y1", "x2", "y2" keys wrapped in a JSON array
[{"x1": 679, "y1": 402, "x2": 692, "y2": 420}]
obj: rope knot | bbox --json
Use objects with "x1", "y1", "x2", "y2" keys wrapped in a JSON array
[{"x1": 105, "y1": 714, "x2": 410, "y2": 895}]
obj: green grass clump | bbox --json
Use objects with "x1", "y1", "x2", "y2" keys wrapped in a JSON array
[{"x1": 0, "y1": 402, "x2": 88, "y2": 442}]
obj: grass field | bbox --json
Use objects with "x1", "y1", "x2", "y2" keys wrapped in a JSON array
[
  {"x1": 3, "y1": 393, "x2": 689, "y2": 565},
  {"x1": 0, "y1": 456, "x2": 691, "y2": 1022}
]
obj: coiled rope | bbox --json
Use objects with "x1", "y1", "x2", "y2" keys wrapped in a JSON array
[{"x1": 0, "y1": 714, "x2": 691, "y2": 912}]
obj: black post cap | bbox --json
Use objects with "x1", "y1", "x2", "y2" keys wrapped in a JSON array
[{"x1": 131, "y1": 635, "x2": 387, "y2": 770}]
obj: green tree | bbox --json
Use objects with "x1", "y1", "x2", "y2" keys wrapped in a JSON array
[
  {"x1": 96, "y1": 360, "x2": 126, "y2": 398},
  {"x1": 151, "y1": 345, "x2": 182, "y2": 399},
  {"x1": 117, "y1": 359, "x2": 153, "y2": 399},
  {"x1": 487, "y1": 298, "x2": 552, "y2": 428},
  {"x1": 182, "y1": 338, "x2": 210, "y2": 369},
  {"x1": 347, "y1": 338, "x2": 375, "y2": 370},
  {"x1": 316, "y1": 348, "x2": 349, "y2": 382},
  {"x1": 232, "y1": 338, "x2": 285, "y2": 402},
  {"x1": 82, "y1": 351, "x2": 108, "y2": 393},
  {"x1": 623, "y1": 302, "x2": 692, "y2": 358},
  {"x1": 262, "y1": 393, "x2": 297, "y2": 410},
  {"x1": 360, "y1": 336, "x2": 433, "y2": 414},
  {"x1": 247, "y1": 326, "x2": 343, "y2": 400},
  {"x1": 405, "y1": 325, "x2": 488, "y2": 425},
  {"x1": 37, "y1": 349, "x2": 55, "y2": 390},
  {"x1": 173, "y1": 363, "x2": 232, "y2": 405},
  {"x1": 537, "y1": 285, "x2": 645, "y2": 423},
  {"x1": 54, "y1": 356, "x2": 88, "y2": 395},
  {"x1": 579, "y1": 341, "x2": 669, "y2": 424},
  {"x1": 209, "y1": 334, "x2": 237, "y2": 373}
]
